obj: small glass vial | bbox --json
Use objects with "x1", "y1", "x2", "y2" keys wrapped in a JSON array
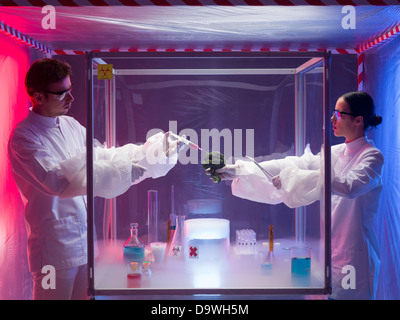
[
  {"x1": 142, "y1": 261, "x2": 151, "y2": 277},
  {"x1": 127, "y1": 262, "x2": 142, "y2": 279}
]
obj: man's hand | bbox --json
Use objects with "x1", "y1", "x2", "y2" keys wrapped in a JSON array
[{"x1": 163, "y1": 131, "x2": 185, "y2": 157}]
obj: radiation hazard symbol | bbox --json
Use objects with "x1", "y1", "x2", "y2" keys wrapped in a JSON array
[{"x1": 97, "y1": 64, "x2": 113, "y2": 80}]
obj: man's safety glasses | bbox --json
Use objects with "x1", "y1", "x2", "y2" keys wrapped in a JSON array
[
  {"x1": 332, "y1": 109, "x2": 358, "y2": 121},
  {"x1": 41, "y1": 87, "x2": 72, "y2": 101}
]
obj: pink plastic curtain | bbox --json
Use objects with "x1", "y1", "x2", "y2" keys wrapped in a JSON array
[{"x1": 0, "y1": 34, "x2": 32, "y2": 300}]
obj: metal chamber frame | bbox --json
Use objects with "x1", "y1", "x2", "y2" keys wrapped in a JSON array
[{"x1": 86, "y1": 51, "x2": 332, "y2": 297}]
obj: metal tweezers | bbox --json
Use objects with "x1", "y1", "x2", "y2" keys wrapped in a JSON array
[{"x1": 245, "y1": 156, "x2": 274, "y2": 181}]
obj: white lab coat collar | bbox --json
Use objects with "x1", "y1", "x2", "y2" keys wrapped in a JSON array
[
  {"x1": 344, "y1": 135, "x2": 368, "y2": 155},
  {"x1": 28, "y1": 108, "x2": 59, "y2": 128}
]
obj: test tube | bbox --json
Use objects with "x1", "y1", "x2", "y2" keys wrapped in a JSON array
[
  {"x1": 169, "y1": 185, "x2": 176, "y2": 244},
  {"x1": 147, "y1": 190, "x2": 158, "y2": 244},
  {"x1": 169, "y1": 213, "x2": 176, "y2": 244}
]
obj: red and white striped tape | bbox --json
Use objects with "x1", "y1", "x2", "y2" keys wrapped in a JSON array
[
  {"x1": 357, "y1": 53, "x2": 364, "y2": 91},
  {"x1": 0, "y1": 21, "x2": 51, "y2": 55},
  {"x1": 358, "y1": 24, "x2": 400, "y2": 53},
  {"x1": 356, "y1": 23, "x2": 400, "y2": 91},
  {"x1": 53, "y1": 48, "x2": 359, "y2": 55},
  {"x1": 1, "y1": 1, "x2": 400, "y2": 6}
]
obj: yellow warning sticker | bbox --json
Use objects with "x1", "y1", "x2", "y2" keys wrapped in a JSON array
[{"x1": 97, "y1": 64, "x2": 113, "y2": 79}]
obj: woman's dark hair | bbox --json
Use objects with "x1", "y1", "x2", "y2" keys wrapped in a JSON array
[
  {"x1": 25, "y1": 58, "x2": 72, "y2": 98},
  {"x1": 341, "y1": 91, "x2": 382, "y2": 130}
]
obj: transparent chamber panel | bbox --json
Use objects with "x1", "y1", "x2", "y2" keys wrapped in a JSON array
[{"x1": 88, "y1": 53, "x2": 330, "y2": 295}]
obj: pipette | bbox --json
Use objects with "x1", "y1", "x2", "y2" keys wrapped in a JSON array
[{"x1": 169, "y1": 132, "x2": 204, "y2": 152}]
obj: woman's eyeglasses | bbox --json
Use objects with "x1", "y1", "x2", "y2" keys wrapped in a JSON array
[{"x1": 332, "y1": 109, "x2": 358, "y2": 121}]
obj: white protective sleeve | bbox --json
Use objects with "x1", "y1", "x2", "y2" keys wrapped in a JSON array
[
  {"x1": 231, "y1": 160, "x2": 283, "y2": 204},
  {"x1": 60, "y1": 132, "x2": 177, "y2": 199},
  {"x1": 232, "y1": 144, "x2": 322, "y2": 207},
  {"x1": 278, "y1": 145, "x2": 383, "y2": 207},
  {"x1": 59, "y1": 144, "x2": 133, "y2": 199}
]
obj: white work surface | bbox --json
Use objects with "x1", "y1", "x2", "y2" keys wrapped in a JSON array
[{"x1": 93, "y1": 239, "x2": 325, "y2": 293}]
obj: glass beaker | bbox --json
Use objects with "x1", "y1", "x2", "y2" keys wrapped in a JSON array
[
  {"x1": 147, "y1": 190, "x2": 159, "y2": 244},
  {"x1": 291, "y1": 246, "x2": 311, "y2": 275},
  {"x1": 261, "y1": 250, "x2": 274, "y2": 270},
  {"x1": 142, "y1": 261, "x2": 151, "y2": 277},
  {"x1": 167, "y1": 215, "x2": 186, "y2": 259},
  {"x1": 150, "y1": 242, "x2": 167, "y2": 263}
]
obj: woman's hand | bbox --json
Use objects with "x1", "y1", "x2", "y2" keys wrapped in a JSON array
[{"x1": 272, "y1": 175, "x2": 282, "y2": 190}]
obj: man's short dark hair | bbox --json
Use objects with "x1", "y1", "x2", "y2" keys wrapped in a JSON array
[{"x1": 25, "y1": 58, "x2": 72, "y2": 98}]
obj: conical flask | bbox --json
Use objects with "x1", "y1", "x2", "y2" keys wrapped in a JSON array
[
  {"x1": 123, "y1": 223, "x2": 145, "y2": 263},
  {"x1": 167, "y1": 215, "x2": 186, "y2": 259}
]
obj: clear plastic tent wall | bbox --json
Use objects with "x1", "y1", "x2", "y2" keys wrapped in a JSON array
[{"x1": 365, "y1": 35, "x2": 400, "y2": 300}]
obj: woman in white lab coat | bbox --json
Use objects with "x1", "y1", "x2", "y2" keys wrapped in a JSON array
[{"x1": 216, "y1": 91, "x2": 383, "y2": 300}]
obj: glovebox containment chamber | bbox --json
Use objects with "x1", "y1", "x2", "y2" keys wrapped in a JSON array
[{"x1": 86, "y1": 51, "x2": 332, "y2": 297}]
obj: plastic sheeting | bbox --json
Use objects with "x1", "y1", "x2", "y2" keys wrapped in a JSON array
[
  {"x1": 364, "y1": 35, "x2": 400, "y2": 300},
  {"x1": 0, "y1": 35, "x2": 33, "y2": 300},
  {"x1": 0, "y1": 6, "x2": 399, "y2": 52}
]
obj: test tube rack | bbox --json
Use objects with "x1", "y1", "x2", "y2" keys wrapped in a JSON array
[{"x1": 235, "y1": 229, "x2": 257, "y2": 255}]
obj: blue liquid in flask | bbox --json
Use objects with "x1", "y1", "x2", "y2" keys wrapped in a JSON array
[
  {"x1": 123, "y1": 246, "x2": 145, "y2": 262},
  {"x1": 291, "y1": 257, "x2": 311, "y2": 274}
]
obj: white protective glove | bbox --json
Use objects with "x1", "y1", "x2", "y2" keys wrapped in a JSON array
[
  {"x1": 203, "y1": 163, "x2": 244, "y2": 182},
  {"x1": 131, "y1": 162, "x2": 147, "y2": 183},
  {"x1": 214, "y1": 164, "x2": 241, "y2": 181},
  {"x1": 163, "y1": 131, "x2": 186, "y2": 158},
  {"x1": 208, "y1": 160, "x2": 270, "y2": 182},
  {"x1": 130, "y1": 131, "x2": 186, "y2": 181},
  {"x1": 272, "y1": 175, "x2": 282, "y2": 190}
]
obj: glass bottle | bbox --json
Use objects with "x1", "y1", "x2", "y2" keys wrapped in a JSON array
[{"x1": 123, "y1": 223, "x2": 145, "y2": 263}]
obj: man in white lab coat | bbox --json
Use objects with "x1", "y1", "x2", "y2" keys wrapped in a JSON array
[
  {"x1": 8, "y1": 58, "x2": 181, "y2": 300},
  {"x1": 215, "y1": 92, "x2": 383, "y2": 300}
]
